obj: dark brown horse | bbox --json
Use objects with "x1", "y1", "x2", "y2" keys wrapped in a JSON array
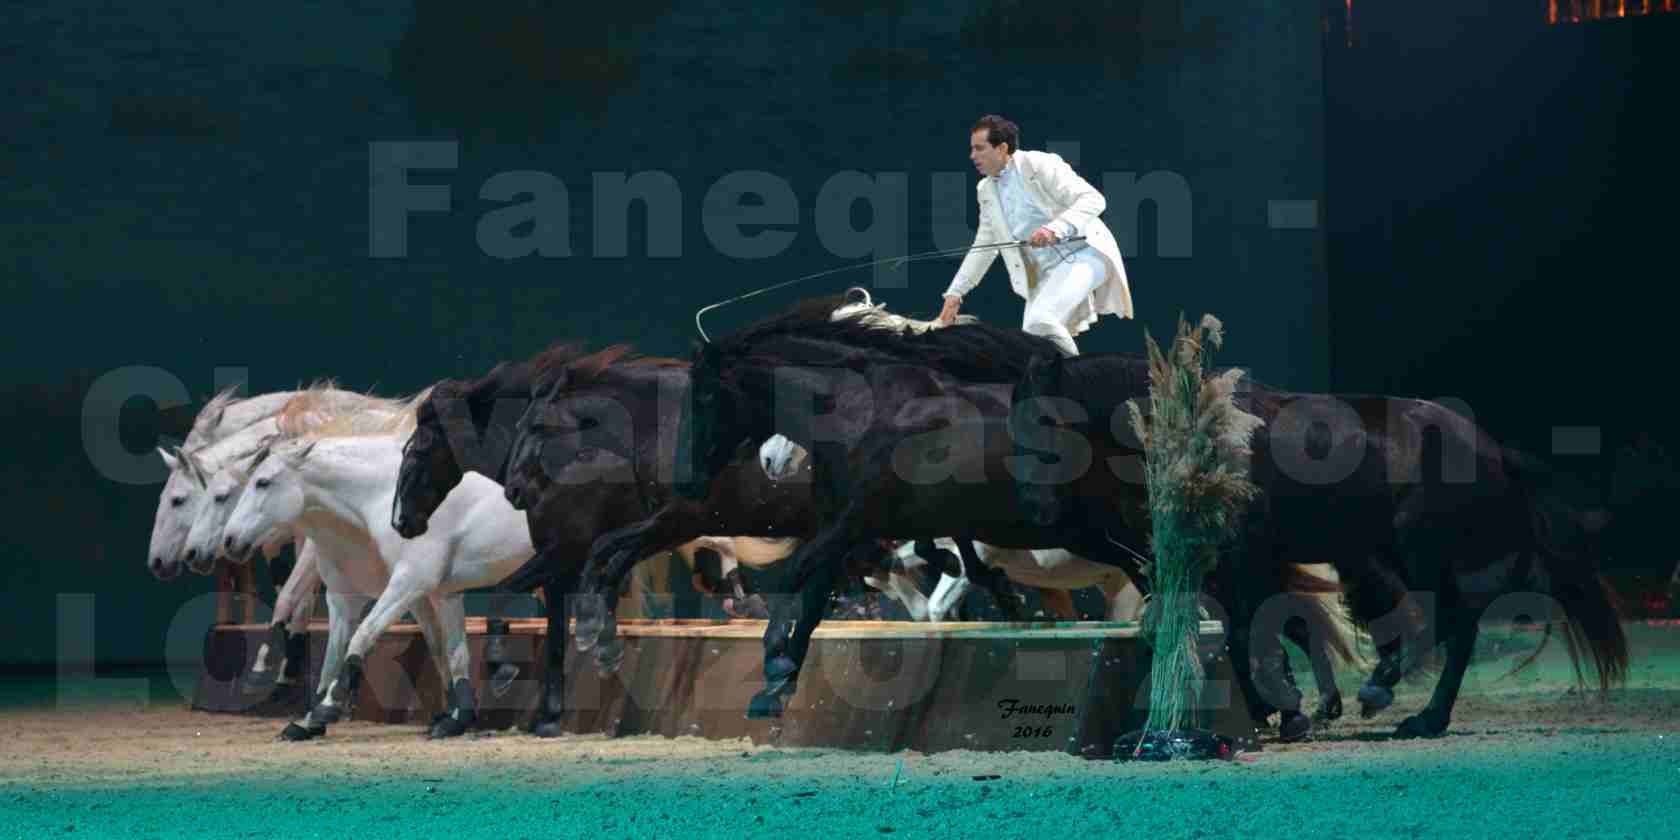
[
  {"x1": 1010, "y1": 350, "x2": 1629, "y2": 737},
  {"x1": 669, "y1": 296, "x2": 1361, "y2": 728},
  {"x1": 392, "y1": 345, "x2": 649, "y2": 736}
]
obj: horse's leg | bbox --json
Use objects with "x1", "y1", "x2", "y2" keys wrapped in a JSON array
[
  {"x1": 280, "y1": 590, "x2": 366, "y2": 741},
  {"x1": 864, "y1": 570, "x2": 931, "y2": 621},
  {"x1": 530, "y1": 571, "x2": 576, "y2": 738},
  {"x1": 576, "y1": 506, "x2": 703, "y2": 650},
  {"x1": 1284, "y1": 614, "x2": 1344, "y2": 723},
  {"x1": 1105, "y1": 576, "x2": 1145, "y2": 622},
  {"x1": 418, "y1": 593, "x2": 477, "y2": 739},
  {"x1": 746, "y1": 556, "x2": 841, "y2": 719},
  {"x1": 926, "y1": 574, "x2": 971, "y2": 622},
  {"x1": 482, "y1": 590, "x2": 521, "y2": 696},
  {"x1": 250, "y1": 544, "x2": 322, "y2": 699},
  {"x1": 954, "y1": 540, "x2": 1026, "y2": 620},
  {"x1": 1037, "y1": 588, "x2": 1077, "y2": 620},
  {"x1": 1348, "y1": 554, "x2": 1428, "y2": 717},
  {"x1": 309, "y1": 567, "x2": 440, "y2": 736},
  {"x1": 1393, "y1": 606, "x2": 1482, "y2": 738},
  {"x1": 278, "y1": 549, "x2": 321, "y2": 693},
  {"x1": 741, "y1": 511, "x2": 864, "y2": 719}
]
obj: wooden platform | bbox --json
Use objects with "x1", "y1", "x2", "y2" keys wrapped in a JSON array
[{"x1": 193, "y1": 617, "x2": 1258, "y2": 756}]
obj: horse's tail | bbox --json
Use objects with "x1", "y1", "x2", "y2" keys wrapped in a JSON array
[
  {"x1": 1283, "y1": 563, "x2": 1370, "y2": 669},
  {"x1": 1504, "y1": 447, "x2": 1629, "y2": 694}
]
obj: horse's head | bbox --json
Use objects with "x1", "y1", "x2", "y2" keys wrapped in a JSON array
[
  {"x1": 182, "y1": 461, "x2": 251, "y2": 575},
  {"x1": 503, "y1": 370, "x2": 637, "y2": 511},
  {"x1": 1008, "y1": 352, "x2": 1093, "y2": 528},
  {"x1": 147, "y1": 446, "x2": 211, "y2": 580},
  {"x1": 392, "y1": 385, "x2": 464, "y2": 537},
  {"x1": 223, "y1": 440, "x2": 313, "y2": 564}
]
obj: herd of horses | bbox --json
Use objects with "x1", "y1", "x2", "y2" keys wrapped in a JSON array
[{"x1": 146, "y1": 290, "x2": 1629, "y2": 746}]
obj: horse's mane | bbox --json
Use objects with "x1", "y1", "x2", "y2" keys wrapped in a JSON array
[
  {"x1": 715, "y1": 294, "x2": 1066, "y2": 383},
  {"x1": 533, "y1": 343, "x2": 688, "y2": 394},
  {"x1": 281, "y1": 382, "x2": 436, "y2": 441},
  {"x1": 184, "y1": 383, "x2": 245, "y2": 447}
]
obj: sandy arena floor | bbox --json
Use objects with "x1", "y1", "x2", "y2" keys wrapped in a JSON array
[{"x1": 3, "y1": 625, "x2": 1679, "y2": 838}]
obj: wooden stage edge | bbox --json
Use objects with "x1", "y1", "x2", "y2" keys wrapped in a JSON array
[{"x1": 195, "y1": 618, "x2": 1258, "y2": 757}]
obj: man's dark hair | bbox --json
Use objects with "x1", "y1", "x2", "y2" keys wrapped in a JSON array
[{"x1": 972, "y1": 114, "x2": 1020, "y2": 154}]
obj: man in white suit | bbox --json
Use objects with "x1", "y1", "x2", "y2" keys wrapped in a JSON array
[{"x1": 936, "y1": 115, "x2": 1132, "y2": 356}]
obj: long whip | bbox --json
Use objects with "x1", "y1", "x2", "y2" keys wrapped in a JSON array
[{"x1": 693, "y1": 236, "x2": 1087, "y2": 342}]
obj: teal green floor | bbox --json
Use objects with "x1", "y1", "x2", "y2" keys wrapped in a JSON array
[{"x1": 3, "y1": 624, "x2": 1679, "y2": 839}]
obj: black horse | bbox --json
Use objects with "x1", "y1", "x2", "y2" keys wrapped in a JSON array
[
  {"x1": 1010, "y1": 350, "x2": 1629, "y2": 737},
  {"x1": 670, "y1": 295, "x2": 1359, "y2": 727},
  {"x1": 391, "y1": 345, "x2": 666, "y2": 737},
  {"x1": 499, "y1": 344, "x2": 1024, "y2": 657}
]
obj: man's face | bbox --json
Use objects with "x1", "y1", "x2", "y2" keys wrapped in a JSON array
[{"x1": 970, "y1": 130, "x2": 1009, "y2": 178}]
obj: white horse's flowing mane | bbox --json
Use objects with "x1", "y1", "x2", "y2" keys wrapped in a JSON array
[
  {"x1": 828, "y1": 287, "x2": 978, "y2": 334},
  {"x1": 276, "y1": 381, "x2": 434, "y2": 441}
]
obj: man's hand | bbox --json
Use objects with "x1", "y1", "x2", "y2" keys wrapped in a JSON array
[
  {"x1": 938, "y1": 295, "x2": 962, "y2": 325},
  {"x1": 1028, "y1": 226, "x2": 1061, "y2": 247}
]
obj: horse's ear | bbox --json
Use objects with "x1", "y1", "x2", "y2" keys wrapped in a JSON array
[
  {"x1": 158, "y1": 446, "x2": 180, "y2": 470},
  {"x1": 183, "y1": 450, "x2": 210, "y2": 487}
]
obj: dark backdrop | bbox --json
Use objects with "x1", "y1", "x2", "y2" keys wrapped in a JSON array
[{"x1": 1325, "y1": 4, "x2": 1679, "y2": 578}]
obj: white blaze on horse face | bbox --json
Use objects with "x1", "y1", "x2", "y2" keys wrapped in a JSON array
[
  {"x1": 223, "y1": 448, "x2": 307, "y2": 556},
  {"x1": 184, "y1": 466, "x2": 249, "y2": 564}
]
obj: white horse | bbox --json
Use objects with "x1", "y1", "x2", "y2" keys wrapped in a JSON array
[
  {"x1": 222, "y1": 406, "x2": 535, "y2": 741},
  {"x1": 150, "y1": 417, "x2": 290, "y2": 579},
  {"x1": 180, "y1": 389, "x2": 406, "y2": 693}
]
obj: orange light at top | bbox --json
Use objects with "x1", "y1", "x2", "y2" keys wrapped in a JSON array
[{"x1": 1548, "y1": 0, "x2": 1677, "y2": 19}]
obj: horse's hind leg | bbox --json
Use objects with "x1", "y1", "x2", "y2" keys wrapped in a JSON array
[
  {"x1": 577, "y1": 506, "x2": 703, "y2": 650},
  {"x1": 954, "y1": 540, "x2": 1027, "y2": 620},
  {"x1": 1393, "y1": 607, "x2": 1482, "y2": 739},
  {"x1": 1284, "y1": 615, "x2": 1343, "y2": 723},
  {"x1": 245, "y1": 543, "x2": 322, "y2": 697}
]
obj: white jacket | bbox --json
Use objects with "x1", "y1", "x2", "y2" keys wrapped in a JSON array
[{"x1": 944, "y1": 150, "x2": 1133, "y2": 331}]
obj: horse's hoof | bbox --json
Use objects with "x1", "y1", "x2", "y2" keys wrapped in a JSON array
[
  {"x1": 279, "y1": 722, "x2": 325, "y2": 741},
  {"x1": 532, "y1": 718, "x2": 565, "y2": 739},
  {"x1": 428, "y1": 708, "x2": 475, "y2": 739},
  {"x1": 746, "y1": 691, "x2": 785, "y2": 720},
  {"x1": 1357, "y1": 684, "x2": 1394, "y2": 718},
  {"x1": 1393, "y1": 714, "x2": 1446, "y2": 739},
  {"x1": 573, "y1": 608, "x2": 605, "y2": 651},
  {"x1": 594, "y1": 640, "x2": 625, "y2": 676},
  {"x1": 1277, "y1": 711, "x2": 1312, "y2": 742},
  {"x1": 240, "y1": 667, "x2": 278, "y2": 696},
  {"x1": 1314, "y1": 694, "x2": 1344, "y2": 723},
  {"x1": 488, "y1": 664, "x2": 521, "y2": 699},
  {"x1": 309, "y1": 703, "x2": 343, "y2": 726}
]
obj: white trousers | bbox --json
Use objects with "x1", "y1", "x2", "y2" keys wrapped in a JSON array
[{"x1": 1021, "y1": 251, "x2": 1107, "y2": 357}]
